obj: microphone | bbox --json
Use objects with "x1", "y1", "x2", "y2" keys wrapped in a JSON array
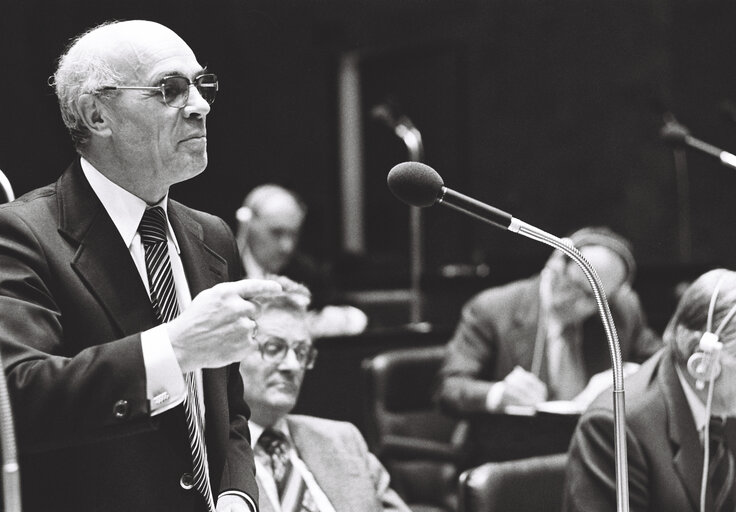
[
  {"x1": 660, "y1": 118, "x2": 736, "y2": 170},
  {"x1": 387, "y1": 161, "x2": 631, "y2": 512},
  {"x1": 387, "y1": 162, "x2": 513, "y2": 230}
]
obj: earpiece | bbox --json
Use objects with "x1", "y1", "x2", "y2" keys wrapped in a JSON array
[
  {"x1": 686, "y1": 276, "x2": 735, "y2": 389},
  {"x1": 687, "y1": 331, "x2": 722, "y2": 390},
  {"x1": 236, "y1": 206, "x2": 253, "y2": 223}
]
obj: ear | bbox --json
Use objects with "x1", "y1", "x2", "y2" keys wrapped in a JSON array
[{"x1": 77, "y1": 93, "x2": 113, "y2": 138}]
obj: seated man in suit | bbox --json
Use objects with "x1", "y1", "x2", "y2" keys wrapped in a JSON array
[
  {"x1": 564, "y1": 268, "x2": 736, "y2": 511},
  {"x1": 239, "y1": 275, "x2": 410, "y2": 512},
  {"x1": 437, "y1": 226, "x2": 660, "y2": 417},
  {"x1": 235, "y1": 184, "x2": 367, "y2": 337}
]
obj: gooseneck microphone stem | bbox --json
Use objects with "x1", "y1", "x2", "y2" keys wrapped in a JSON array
[
  {"x1": 509, "y1": 219, "x2": 629, "y2": 512},
  {"x1": 684, "y1": 135, "x2": 736, "y2": 169},
  {"x1": 661, "y1": 119, "x2": 736, "y2": 170},
  {"x1": 406, "y1": 134, "x2": 425, "y2": 327},
  {"x1": 438, "y1": 189, "x2": 630, "y2": 510},
  {"x1": 0, "y1": 168, "x2": 20, "y2": 512},
  {"x1": 387, "y1": 162, "x2": 629, "y2": 511}
]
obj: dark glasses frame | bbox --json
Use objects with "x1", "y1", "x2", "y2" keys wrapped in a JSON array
[
  {"x1": 100, "y1": 73, "x2": 218, "y2": 109},
  {"x1": 255, "y1": 336, "x2": 318, "y2": 370}
]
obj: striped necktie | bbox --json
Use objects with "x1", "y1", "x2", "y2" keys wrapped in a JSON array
[
  {"x1": 139, "y1": 206, "x2": 216, "y2": 512},
  {"x1": 258, "y1": 428, "x2": 319, "y2": 512},
  {"x1": 708, "y1": 417, "x2": 735, "y2": 512}
]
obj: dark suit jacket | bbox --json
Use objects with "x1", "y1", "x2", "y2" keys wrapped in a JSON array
[
  {"x1": 256, "y1": 415, "x2": 410, "y2": 512},
  {"x1": 564, "y1": 348, "x2": 719, "y2": 512},
  {"x1": 436, "y1": 275, "x2": 661, "y2": 414},
  {"x1": 0, "y1": 161, "x2": 258, "y2": 511}
]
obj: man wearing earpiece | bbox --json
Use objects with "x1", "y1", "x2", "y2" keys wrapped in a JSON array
[
  {"x1": 235, "y1": 184, "x2": 368, "y2": 337},
  {"x1": 564, "y1": 268, "x2": 736, "y2": 512}
]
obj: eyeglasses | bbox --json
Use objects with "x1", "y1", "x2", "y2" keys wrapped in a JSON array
[
  {"x1": 100, "y1": 73, "x2": 218, "y2": 108},
  {"x1": 256, "y1": 336, "x2": 317, "y2": 369}
]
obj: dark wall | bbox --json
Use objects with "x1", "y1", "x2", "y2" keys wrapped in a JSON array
[{"x1": 2, "y1": 0, "x2": 736, "y2": 325}]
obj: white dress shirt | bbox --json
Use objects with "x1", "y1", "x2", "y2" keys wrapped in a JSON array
[
  {"x1": 81, "y1": 159, "x2": 256, "y2": 511},
  {"x1": 80, "y1": 158, "x2": 191, "y2": 414}
]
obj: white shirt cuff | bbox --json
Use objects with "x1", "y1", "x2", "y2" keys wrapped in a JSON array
[
  {"x1": 141, "y1": 324, "x2": 186, "y2": 415},
  {"x1": 485, "y1": 381, "x2": 506, "y2": 412},
  {"x1": 218, "y1": 491, "x2": 258, "y2": 512}
]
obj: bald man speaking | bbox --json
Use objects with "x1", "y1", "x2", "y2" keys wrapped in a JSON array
[{"x1": 0, "y1": 20, "x2": 276, "y2": 512}]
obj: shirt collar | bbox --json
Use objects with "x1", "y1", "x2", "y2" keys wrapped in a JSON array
[
  {"x1": 249, "y1": 418, "x2": 291, "y2": 448},
  {"x1": 80, "y1": 157, "x2": 181, "y2": 253},
  {"x1": 675, "y1": 363, "x2": 709, "y2": 434}
]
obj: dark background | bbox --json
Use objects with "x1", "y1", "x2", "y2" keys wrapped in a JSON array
[{"x1": 3, "y1": 0, "x2": 736, "y2": 332}]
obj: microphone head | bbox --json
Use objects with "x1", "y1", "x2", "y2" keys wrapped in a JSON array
[
  {"x1": 660, "y1": 119, "x2": 690, "y2": 145},
  {"x1": 387, "y1": 162, "x2": 444, "y2": 208}
]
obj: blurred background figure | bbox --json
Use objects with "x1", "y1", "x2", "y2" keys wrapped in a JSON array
[
  {"x1": 565, "y1": 268, "x2": 736, "y2": 511},
  {"x1": 236, "y1": 184, "x2": 368, "y2": 337},
  {"x1": 436, "y1": 226, "x2": 661, "y2": 416},
  {"x1": 240, "y1": 275, "x2": 411, "y2": 512}
]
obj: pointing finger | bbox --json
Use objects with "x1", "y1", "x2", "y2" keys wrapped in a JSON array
[{"x1": 224, "y1": 279, "x2": 283, "y2": 299}]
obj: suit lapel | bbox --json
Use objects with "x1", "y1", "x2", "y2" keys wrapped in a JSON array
[
  {"x1": 167, "y1": 202, "x2": 228, "y2": 297},
  {"x1": 288, "y1": 417, "x2": 356, "y2": 512},
  {"x1": 661, "y1": 352, "x2": 704, "y2": 510},
  {"x1": 61, "y1": 162, "x2": 155, "y2": 337}
]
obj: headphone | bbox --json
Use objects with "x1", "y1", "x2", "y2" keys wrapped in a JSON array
[
  {"x1": 687, "y1": 275, "x2": 736, "y2": 512},
  {"x1": 236, "y1": 206, "x2": 253, "y2": 223},
  {"x1": 686, "y1": 275, "x2": 736, "y2": 389}
]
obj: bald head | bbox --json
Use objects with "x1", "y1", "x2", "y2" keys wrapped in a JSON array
[
  {"x1": 54, "y1": 20, "x2": 212, "y2": 203},
  {"x1": 54, "y1": 20, "x2": 197, "y2": 150},
  {"x1": 237, "y1": 185, "x2": 307, "y2": 274}
]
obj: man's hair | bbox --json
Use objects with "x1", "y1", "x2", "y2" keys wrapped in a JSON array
[
  {"x1": 663, "y1": 268, "x2": 736, "y2": 365},
  {"x1": 254, "y1": 274, "x2": 312, "y2": 316},
  {"x1": 52, "y1": 21, "x2": 123, "y2": 152}
]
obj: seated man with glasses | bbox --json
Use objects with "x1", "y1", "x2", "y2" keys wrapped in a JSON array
[
  {"x1": 436, "y1": 226, "x2": 661, "y2": 416},
  {"x1": 241, "y1": 275, "x2": 411, "y2": 512}
]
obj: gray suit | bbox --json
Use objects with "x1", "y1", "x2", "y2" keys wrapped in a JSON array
[
  {"x1": 563, "y1": 349, "x2": 722, "y2": 511},
  {"x1": 256, "y1": 415, "x2": 410, "y2": 512},
  {"x1": 437, "y1": 275, "x2": 661, "y2": 414}
]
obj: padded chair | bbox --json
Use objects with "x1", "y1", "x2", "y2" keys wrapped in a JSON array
[
  {"x1": 361, "y1": 345, "x2": 468, "y2": 512},
  {"x1": 457, "y1": 453, "x2": 568, "y2": 512}
]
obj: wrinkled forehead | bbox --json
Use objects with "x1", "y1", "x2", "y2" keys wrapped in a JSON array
[{"x1": 78, "y1": 21, "x2": 201, "y2": 80}]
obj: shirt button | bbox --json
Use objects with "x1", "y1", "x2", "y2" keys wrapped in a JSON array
[
  {"x1": 180, "y1": 473, "x2": 194, "y2": 490},
  {"x1": 112, "y1": 399, "x2": 129, "y2": 419}
]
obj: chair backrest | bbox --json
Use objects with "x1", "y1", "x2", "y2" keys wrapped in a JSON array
[
  {"x1": 457, "y1": 453, "x2": 568, "y2": 512},
  {"x1": 361, "y1": 345, "x2": 465, "y2": 512},
  {"x1": 361, "y1": 345, "x2": 457, "y2": 449}
]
